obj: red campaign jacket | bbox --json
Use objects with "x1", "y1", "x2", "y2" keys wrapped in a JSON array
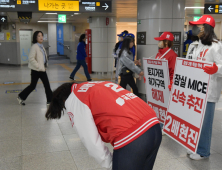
[
  {"x1": 65, "y1": 81, "x2": 159, "y2": 168},
  {"x1": 155, "y1": 47, "x2": 177, "y2": 82}
]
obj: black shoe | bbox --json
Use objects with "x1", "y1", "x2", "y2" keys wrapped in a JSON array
[
  {"x1": 87, "y1": 79, "x2": 92, "y2": 81},
  {"x1": 17, "y1": 96, "x2": 25, "y2": 106},
  {"x1": 69, "y1": 76, "x2": 74, "y2": 80}
]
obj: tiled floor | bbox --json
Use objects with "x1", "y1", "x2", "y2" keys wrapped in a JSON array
[{"x1": 0, "y1": 59, "x2": 222, "y2": 170}]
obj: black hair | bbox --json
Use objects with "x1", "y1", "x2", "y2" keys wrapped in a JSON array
[
  {"x1": 118, "y1": 37, "x2": 133, "y2": 58},
  {"x1": 32, "y1": 31, "x2": 43, "y2": 44},
  {"x1": 191, "y1": 35, "x2": 199, "y2": 42},
  {"x1": 200, "y1": 24, "x2": 217, "y2": 46},
  {"x1": 79, "y1": 34, "x2": 86, "y2": 42},
  {"x1": 46, "y1": 83, "x2": 74, "y2": 120},
  {"x1": 123, "y1": 30, "x2": 129, "y2": 34}
]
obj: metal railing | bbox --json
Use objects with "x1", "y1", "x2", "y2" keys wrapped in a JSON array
[{"x1": 58, "y1": 41, "x2": 71, "y2": 50}]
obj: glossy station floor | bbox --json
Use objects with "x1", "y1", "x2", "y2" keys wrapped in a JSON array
[{"x1": 0, "y1": 59, "x2": 222, "y2": 170}]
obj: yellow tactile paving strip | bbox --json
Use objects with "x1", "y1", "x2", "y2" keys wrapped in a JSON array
[{"x1": 0, "y1": 64, "x2": 111, "y2": 86}]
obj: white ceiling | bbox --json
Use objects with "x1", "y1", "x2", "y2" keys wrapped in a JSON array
[{"x1": 2, "y1": 0, "x2": 222, "y2": 24}]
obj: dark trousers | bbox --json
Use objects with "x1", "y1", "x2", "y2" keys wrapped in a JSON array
[
  {"x1": 19, "y1": 70, "x2": 52, "y2": 103},
  {"x1": 120, "y1": 74, "x2": 139, "y2": 96},
  {"x1": 70, "y1": 60, "x2": 91, "y2": 80},
  {"x1": 113, "y1": 124, "x2": 162, "y2": 170}
]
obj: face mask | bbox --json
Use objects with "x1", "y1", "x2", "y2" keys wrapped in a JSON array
[
  {"x1": 118, "y1": 37, "x2": 122, "y2": 41},
  {"x1": 158, "y1": 41, "x2": 164, "y2": 48},
  {"x1": 192, "y1": 25, "x2": 203, "y2": 36}
]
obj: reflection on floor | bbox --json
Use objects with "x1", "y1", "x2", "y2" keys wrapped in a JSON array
[{"x1": 0, "y1": 59, "x2": 222, "y2": 170}]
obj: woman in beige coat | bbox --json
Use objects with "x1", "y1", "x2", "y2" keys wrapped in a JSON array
[{"x1": 17, "y1": 31, "x2": 52, "y2": 107}]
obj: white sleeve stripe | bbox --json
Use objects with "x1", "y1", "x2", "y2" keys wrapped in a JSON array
[
  {"x1": 114, "y1": 117, "x2": 158, "y2": 145},
  {"x1": 114, "y1": 119, "x2": 159, "y2": 149}
]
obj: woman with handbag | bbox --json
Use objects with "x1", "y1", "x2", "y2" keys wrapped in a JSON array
[
  {"x1": 17, "y1": 31, "x2": 52, "y2": 107},
  {"x1": 118, "y1": 37, "x2": 144, "y2": 96}
]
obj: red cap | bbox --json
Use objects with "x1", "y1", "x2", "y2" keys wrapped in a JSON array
[
  {"x1": 189, "y1": 15, "x2": 215, "y2": 28},
  {"x1": 154, "y1": 32, "x2": 174, "y2": 41}
]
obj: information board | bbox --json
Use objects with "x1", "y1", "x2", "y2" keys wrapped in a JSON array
[
  {"x1": 163, "y1": 58, "x2": 212, "y2": 153},
  {"x1": 137, "y1": 32, "x2": 146, "y2": 45}
]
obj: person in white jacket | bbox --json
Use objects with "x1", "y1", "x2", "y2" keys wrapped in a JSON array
[
  {"x1": 186, "y1": 15, "x2": 222, "y2": 160},
  {"x1": 17, "y1": 31, "x2": 52, "y2": 107},
  {"x1": 45, "y1": 81, "x2": 162, "y2": 170}
]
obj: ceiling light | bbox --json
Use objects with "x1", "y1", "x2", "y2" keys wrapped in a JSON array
[
  {"x1": 74, "y1": 13, "x2": 80, "y2": 15},
  {"x1": 46, "y1": 13, "x2": 58, "y2": 15},
  {"x1": 185, "y1": 7, "x2": 204, "y2": 9},
  {"x1": 38, "y1": 21, "x2": 58, "y2": 22}
]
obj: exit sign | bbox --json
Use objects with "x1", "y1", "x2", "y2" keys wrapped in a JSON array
[
  {"x1": 58, "y1": 14, "x2": 66, "y2": 23},
  {"x1": 193, "y1": 16, "x2": 201, "y2": 21}
]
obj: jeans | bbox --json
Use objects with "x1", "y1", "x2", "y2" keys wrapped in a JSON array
[
  {"x1": 120, "y1": 74, "x2": 139, "y2": 96},
  {"x1": 197, "y1": 102, "x2": 216, "y2": 157},
  {"x1": 70, "y1": 60, "x2": 91, "y2": 80},
  {"x1": 113, "y1": 124, "x2": 162, "y2": 170},
  {"x1": 160, "y1": 123, "x2": 164, "y2": 129},
  {"x1": 19, "y1": 70, "x2": 52, "y2": 103}
]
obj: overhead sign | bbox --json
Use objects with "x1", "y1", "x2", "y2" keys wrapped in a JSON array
[
  {"x1": 163, "y1": 58, "x2": 212, "y2": 153},
  {"x1": 58, "y1": 14, "x2": 66, "y2": 23},
  {"x1": 80, "y1": 1, "x2": 112, "y2": 12},
  {"x1": 38, "y1": 0, "x2": 111, "y2": 12},
  {"x1": 137, "y1": 32, "x2": 146, "y2": 45},
  {"x1": 143, "y1": 59, "x2": 170, "y2": 124},
  {"x1": 0, "y1": 16, "x2": 7, "y2": 23},
  {"x1": 204, "y1": 4, "x2": 222, "y2": 14},
  {"x1": 0, "y1": 0, "x2": 37, "y2": 12},
  {"x1": 38, "y1": 0, "x2": 79, "y2": 11}
]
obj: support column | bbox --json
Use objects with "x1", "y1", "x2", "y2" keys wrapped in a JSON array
[
  {"x1": 137, "y1": 0, "x2": 185, "y2": 97},
  {"x1": 90, "y1": 17, "x2": 116, "y2": 73}
]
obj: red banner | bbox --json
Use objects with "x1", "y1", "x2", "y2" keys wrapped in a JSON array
[{"x1": 85, "y1": 29, "x2": 92, "y2": 74}]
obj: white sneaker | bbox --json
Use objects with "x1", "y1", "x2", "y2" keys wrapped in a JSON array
[
  {"x1": 189, "y1": 153, "x2": 206, "y2": 160},
  {"x1": 17, "y1": 97, "x2": 25, "y2": 106},
  {"x1": 47, "y1": 103, "x2": 50, "y2": 110},
  {"x1": 187, "y1": 150, "x2": 193, "y2": 155},
  {"x1": 162, "y1": 129, "x2": 166, "y2": 136}
]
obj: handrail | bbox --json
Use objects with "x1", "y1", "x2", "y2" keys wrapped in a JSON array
[{"x1": 58, "y1": 41, "x2": 71, "y2": 50}]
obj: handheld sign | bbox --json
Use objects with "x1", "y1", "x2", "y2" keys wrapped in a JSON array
[
  {"x1": 143, "y1": 58, "x2": 170, "y2": 124},
  {"x1": 163, "y1": 58, "x2": 212, "y2": 153}
]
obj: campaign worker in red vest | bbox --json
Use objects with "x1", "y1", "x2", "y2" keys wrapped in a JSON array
[
  {"x1": 154, "y1": 32, "x2": 178, "y2": 131},
  {"x1": 154, "y1": 32, "x2": 178, "y2": 90},
  {"x1": 46, "y1": 81, "x2": 162, "y2": 170}
]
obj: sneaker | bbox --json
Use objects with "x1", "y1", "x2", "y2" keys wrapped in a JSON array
[
  {"x1": 69, "y1": 76, "x2": 74, "y2": 80},
  {"x1": 47, "y1": 102, "x2": 50, "y2": 109},
  {"x1": 187, "y1": 150, "x2": 193, "y2": 155},
  {"x1": 87, "y1": 79, "x2": 92, "y2": 81},
  {"x1": 17, "y1": 97, "x2": 25, "y2": 106},
  {"x1": 189, "y1": 153, "x2": 207, "y2": 160},
  {"x1": 162, "y1": 129, "x2": 166, "y2": 136}
]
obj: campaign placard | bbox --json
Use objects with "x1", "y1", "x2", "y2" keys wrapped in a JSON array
[
  {"x1": 163, "y1": 58, "x2": 212, "y2": 153},
  {"x1": 143, "y1": 59, "x2": 170, "y2": 123}
]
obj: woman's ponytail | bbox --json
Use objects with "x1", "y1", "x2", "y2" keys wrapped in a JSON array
[{"x1": 46, "y1": 83, "x2": 73, "y2": 120}]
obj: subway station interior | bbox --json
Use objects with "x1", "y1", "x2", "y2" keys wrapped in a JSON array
[{"x1": 1, "y1": 0, "x2": 222, "y2": 170}]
